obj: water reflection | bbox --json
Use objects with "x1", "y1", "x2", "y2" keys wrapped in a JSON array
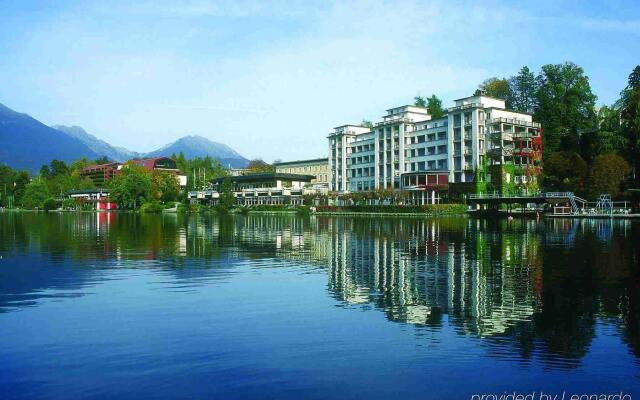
[{"x1": 0, "y1": 212, "x2": 638, "y2": 369}]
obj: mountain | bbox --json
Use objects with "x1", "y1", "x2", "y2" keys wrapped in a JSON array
[
  {"x1": 145, "y1": 135, "x2": 249, "y2": 168},
  {"x1": 52, "y1": 125, "x2": 139, "y2": 162},
  {"x1": 0, "y1": 102, "x2": 249, "y2": 172},
  {"x1": 0, "y1": 103, "x2": 99, "y2": 173}
]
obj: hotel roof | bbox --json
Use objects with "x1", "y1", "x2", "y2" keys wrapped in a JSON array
[
  {"x1": 211, "y1": 172, "x2": 315, "y2": 184},
  {"x1": 273, "y1": 158, "x2": 328, "y2": 166}
]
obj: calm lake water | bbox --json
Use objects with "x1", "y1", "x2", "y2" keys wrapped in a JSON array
[{"x1": 0, "y1": 212, "x2": 638, "y2": 400}]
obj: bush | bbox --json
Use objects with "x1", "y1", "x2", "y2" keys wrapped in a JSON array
[
  {"x1": 140, "y1": 200, "x2": 163, "y2": 213},
  {"x1": 237, "y1": 206, "x2": 250, "y2": 215},
  {"x1": 176, "y1": 203, "x2": 188, "y2": 213},
  {"x1": 296, "y1": 205, "x2": 311, "y2": 216},
  {"x1": 62, "y1": 198, "x2": 78, "y2": 210},
  {"x1": 163, "y1": 202, "x2": 178, "y2": 209},
  {"x1": 248, "y1": 204, "x2": 293, "y2": 212},
  {"x1": 316, "y1": 204, "x2": 467, "y2": 214},
  {"x1": 214, "y1": 205, "x2": 230, "y2": 214},
  {"x1": 43, "y1": 198, "x2": 58, "y2": 212}
]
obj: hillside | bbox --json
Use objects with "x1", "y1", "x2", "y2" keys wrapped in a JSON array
[
  {"x1": 52, "y1": 125, "x2": 140, "y2": 162},
  {"x1": 0, "y1": 103, "x2": 99, "y2": 173},
  {"x1": 145, "y1": 135, "x2": 249, "y2": 168}
]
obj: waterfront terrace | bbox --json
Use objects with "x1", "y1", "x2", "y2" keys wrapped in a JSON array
[{"x1": 189, "y1": 172, "x2": 317, "y2": 206}]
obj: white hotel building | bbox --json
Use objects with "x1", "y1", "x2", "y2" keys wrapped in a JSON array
[{"x1": 328, "y1": 93, "x2": 541, "y2": 202}]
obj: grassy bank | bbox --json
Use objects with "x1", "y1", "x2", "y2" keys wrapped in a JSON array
[
  {"x1": 316, "y1": 204, "x2": 467, "y2": 216},
  {"x1": 4, "y1": 203, "x2": 469, "y2": 217},
  {"x1": 183, "y1": 203, "x2": 468, "y2": 216}
]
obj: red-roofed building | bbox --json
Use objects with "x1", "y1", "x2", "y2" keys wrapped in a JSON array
[
  {"x1": 131, "y1": 157, "x2": 179, "y2": 173},
  {"x1": 80, "y1": 163, "x2": 122, "y2": 187},
  {"x1": 80, "y1": 157, "x2": 187, "y2": 188}
]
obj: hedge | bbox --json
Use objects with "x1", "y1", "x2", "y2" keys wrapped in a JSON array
[
  {"x1": 316, "y1": 204, "x2": 467, "y2": 214},
  {"x1": 140, "y1": 201, "x2": 164, "y2": 213}
]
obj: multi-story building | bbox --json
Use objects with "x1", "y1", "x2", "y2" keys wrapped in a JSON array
[
  {"x1": 327, "y1": 125, "x2": 370, "y2": 192},
  {"x1": 80, "y1": 157, "x2": 188, "y2": 187},
  {"x1": 79, "y1": 162, "x2": 121, "y2": 187},
  {"x1": 445, "y1": 94, "x2": 542, "y2": 195},
  {"x1": 273, "y1": 158, "x2": 329, "y2": 188},
  {"x1": 328, "y1": 93, "x2": 542, "y2": 201}
]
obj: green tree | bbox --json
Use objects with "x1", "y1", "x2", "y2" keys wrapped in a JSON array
[
  {"x1": 39, "y1": 165, "x2": 51, "y2": 179},
  {"x1": 173, "y1": 152, "x2": 188, "y2": 173},
  {"x1": 70, "y1": 157, "x2": 94, "y2": 173},
  {"x1": 246, "y1": 159, "x2": 274, "y2": 174},
  {"x1": 49, "y1": 159, "x2": 69, "y2": 176},
  {"x1": 509, "y1": 66, "x2": 538, "y2": 113},
  {"x1": 94, "y1": 156, "x2": 111, "y2": 165},
  {"x1": 597, "y1": 105, "x2": 626, "y2": 154},
  {"x1": 43, "y1": 198, "x2": 58, "y2": 212},
  {"x1": 426, "y1": 95, "x2": 445, "y2": 119},
  {"x1": 620, "y1": 65, "x2": 640, "y2": 183},
  {"x1": 13, "y1": 171, "x2": 31, "y2": 206},
  {"x1": 108, "y1": 163, "x2": 153, "y2": 209},
  {"x1": 0, "y1": 165, "x2": 19, "y2": 207},
  {"x1": 543, "y1": 151, "x2": 588, "y2": 194},
  {"x1": 589, "y1": 153, "x2": 631, "y2": 197},
  {"x1": 361, "y1": 119, "x2": 374, "y2": 129},
  {"x1": 41, "y1": 158, "x2": 96, "y2": 199},
  {"x1": 478, "y1": 77, "x2": 513, "y2": 107},
  {"x1": 535, "y1": 62, "x2": 598, "y2": 156},
  {"x1": 21, "y1": 177, "x2": 50, "y2": 209},
  {"x1": 218, "y1": 176, "x2": 235, "y2": 210},
  {"x1": 151, "y1": 171, "x2": 180, "y2": 202},
  {"x1": 175, "y1": 154, "x2": 227, "y2": 190},
  {"x1": 414, "y1": 96, "x2": 426, "y2": 108}
]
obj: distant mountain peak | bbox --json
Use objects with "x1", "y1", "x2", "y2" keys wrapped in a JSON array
[
  {"x1": 52, "y1": 125, "x2": 139, "y2": 162},
  {"x1": 0, "y1": 102, "x2": 249, "y2": 172},
  {"x1": 145, "y1": 135, "x2": 247, "y2": 167},
  {"x1": 0, "y1": 105, "x2": 100, "y2": 173}
]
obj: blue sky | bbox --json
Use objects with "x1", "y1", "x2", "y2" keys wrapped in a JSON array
[{"x1": 1, "y1": 0, "x2": 639, "y2": 161}]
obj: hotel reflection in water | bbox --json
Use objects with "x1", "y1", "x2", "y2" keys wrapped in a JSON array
[{"x1": 2, "y1": 212, "x2": 638, "y2": 362}]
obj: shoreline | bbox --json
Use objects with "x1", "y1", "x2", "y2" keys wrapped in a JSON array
[{"x1": 4, "y1": 208, "x2": 640, "y2": 219}]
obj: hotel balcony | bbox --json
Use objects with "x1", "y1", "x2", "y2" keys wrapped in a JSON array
[
  {"x1": 448, "y1": 102, "x2": 484, "y2": 112},
  {"x1": 490, "y1": 117, "x2": 541, "y2": 128},
  {"x1": 487, "y1": 146, "x2": 514, "y2": 158},
  {"x1": 375, "y1": 117, "x2": 413, "y2": 127}
]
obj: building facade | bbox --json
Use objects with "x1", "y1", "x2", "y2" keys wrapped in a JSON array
[
  {"x1": 68, "y1": 188, "x2": 116, "y2": 210},
  {"x1": 328, "y1": 125, "x2": 371, "y2": 192},
  {"x1": 80, "y1": 157, "x2": 188, "y2": 187},
  {"x1": 273, "y1": 158, "x2": 329, "y2": 188},
  {"x1": 79, "y1": 163, "x2": 121, "y2": 187},
  {"x1": 188, "y1": 173, "x2": 316, "y2": 206},
  {"x1": 328, "y1": 94, "x2": 542, "y2": 201}
]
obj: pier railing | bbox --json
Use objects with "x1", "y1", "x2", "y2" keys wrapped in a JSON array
[{"x1": 469, "y1": 192, "x2": 544, "y2": 199}]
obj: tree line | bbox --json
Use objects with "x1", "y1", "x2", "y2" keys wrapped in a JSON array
[
  {"x1": 1, "y1": 152, "x2": 280, "y2": 210},
  {"x1": 1, "y1": 159, "x2": 96, "y2": 209},
  {"x1": 476, "y1": 63, "x2": 638, "y2": 198},
  {"x1": 0, "y1": 155, "x2": 220, "y2": 210}
]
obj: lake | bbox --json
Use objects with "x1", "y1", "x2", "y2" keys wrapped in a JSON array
[{"x1": 0, "y1": 212, "x2": 638, "y2": 400}]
